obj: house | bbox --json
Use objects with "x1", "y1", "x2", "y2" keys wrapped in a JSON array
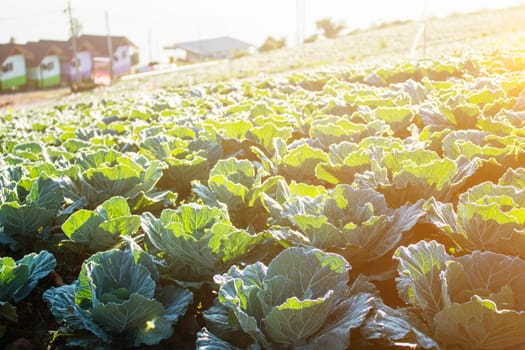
[
  {"x1": 35, "y1": 40, "x2": 79, "y2": 84},
  {"x1": 75, "y1": 35, "x2": 138, "y2": 76},
  {"x1": 24, "y1": 41, "x2": 64, "y2": 88},
  {"x1": 165, "y1": 36, "x2": 256, "y2": 63},
  {"x1": 32, "y1": 39, "x2": 93, "y2": 84},
  {"x1": 0, "y1": 44, "x2": 30, "y2": 91}
]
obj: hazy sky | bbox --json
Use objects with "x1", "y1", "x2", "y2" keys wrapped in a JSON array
[{"x1": 1, "y1": 0, "x2": 524, "y2": 63}]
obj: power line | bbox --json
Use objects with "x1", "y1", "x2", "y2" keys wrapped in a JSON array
[{"x1": 0, "y1": 11, "x2": 62, "y2": 21}]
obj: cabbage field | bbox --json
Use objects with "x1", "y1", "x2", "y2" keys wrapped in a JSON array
[{"x1": 1, "y1": 50, "x2": 525, "y2": 349}]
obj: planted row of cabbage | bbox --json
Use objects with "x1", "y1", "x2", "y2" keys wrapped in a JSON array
[{"x1": 1, "y1": 50, "x2": 525, "y2": 349}]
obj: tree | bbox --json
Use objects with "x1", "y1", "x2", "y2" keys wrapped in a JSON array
[
  {"x1": 259, "y1": 36, "x2": 286, "y2": 52},
  {"x1": 316, "y1": 18, "x2": 346, "y2": 39},
  {"x1": 8, "y1": 36, "x2": 15, "y2": 44},
  {"x1": 304, "y1": 33, "x2": 318, "y2": 44}
]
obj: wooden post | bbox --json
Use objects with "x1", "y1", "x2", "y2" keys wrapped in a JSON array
[
  {"x1": 67, "y1": 0, "x2": 80, "y2": 90},
  {"x1": 105, "y1": 10, "x2": 113, "y2": 84}
]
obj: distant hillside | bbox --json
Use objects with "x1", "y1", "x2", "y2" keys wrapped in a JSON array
[{"x1": 2, "y1": 4, "x2": 525, "y2": 108}]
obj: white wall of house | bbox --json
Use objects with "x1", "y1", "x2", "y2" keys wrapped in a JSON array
[
  {"x1": 28, "y1": 55, "x2": 60, "y2": 81},
  {"x1": 69, "y1": 51, "x2": 92, "y2": 80},
  {"x1": 112, "y1": 45, "x2": 133, "y2": 75},
  {"x1": 0, "y1": 54, "x2": 26, "y2": 82}
]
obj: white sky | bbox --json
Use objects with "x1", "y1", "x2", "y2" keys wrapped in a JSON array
[{"x1": 1, "y1": 0, "x2": 524, "y2": 63}]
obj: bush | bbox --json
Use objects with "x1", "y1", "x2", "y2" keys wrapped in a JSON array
[{"x1": 259, "y1": 36, "x2": 286, "y2": 52}]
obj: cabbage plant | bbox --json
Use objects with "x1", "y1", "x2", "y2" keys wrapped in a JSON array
[
  {"x1": 62, "y1": 149, "x2": 169, "y2": 210},
  {"x1": 142, "y1": 203, "x2": 271, "y2": 286},
  {"x1": 383, "y1": 240, "x2": 525, "y2": 349},
  {"x1": 355, "y1": 148, "x2": 479, "y2": 207},
  {"x1": 60, "y1": 196, "x2": 141, "y2": 252},
  {"x1": 426, "y1": 180, "x2": 525, "y2": 256},
  {"x1": 193, "y1": 157, "x2": 283, "y2": 230},
  {"x1": 274, "y1": 184, "x2": 424, "y2": 276},
  {"x1": 43, "y1": 249, "x2": 193, "y2": 349},
  {"x1": 0, "y1": 176, "x2": 64, "y2": 251},
  {"x1": 1, "y1": 250, "x2": 56, "y2": 338},
  {"x1": 199, "y1": 247, "x2": 375, "y2": 349}
]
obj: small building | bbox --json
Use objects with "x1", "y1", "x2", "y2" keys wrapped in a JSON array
[
  {"x1": 0, "y1": 44, "x2": 30, "y2": 91},
  {"x1": 165, "y1": 36, "x2": 256, "y2": 63},
  {"x1": 33, "y1": 39, "x2": 92, "y2": 84},
  {"x1": 75, "y1": 35, "x2": 138, "y2": 76},
  {"x1": 24, "y1": 41, "x2": 64, "y2": 88}
]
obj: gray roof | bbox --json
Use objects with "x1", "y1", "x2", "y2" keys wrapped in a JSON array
[{"x1": 165, "y1": 36, "x2": 253, "y2": 55}]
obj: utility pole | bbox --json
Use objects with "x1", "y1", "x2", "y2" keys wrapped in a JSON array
[
  {"x1": 296, "y1": 0, "x2": 305, "y2": 46},
  {"x1": 67, "y1": 0, "x2": 80, "y2": 90},
  {"x1": 105, "y1": 10, "x2": 113, "y2": 84},
  {"x1": 148, "y1": 28, "x2": 152, "y2": 64},
  {"x1": 423, "y1": 0, "x2": 428, "y2": 57}
]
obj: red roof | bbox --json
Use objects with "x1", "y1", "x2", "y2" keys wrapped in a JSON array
[
  {"x1": 1, "y1": 35, "x2": 136, "y2": 64},
  {"x1": 0, "y1": 44, "x2": 32, "y2": 63},
  {"x1": 73, "y1": 35, "x2": 136, "y2": 57},
  {"x1": 24, "y1": 41, "x2": 65, "y2": 65}
]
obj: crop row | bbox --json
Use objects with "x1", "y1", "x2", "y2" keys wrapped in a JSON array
[{"x1": 1, "y1": 50, "x2": 525, "y2": 349}]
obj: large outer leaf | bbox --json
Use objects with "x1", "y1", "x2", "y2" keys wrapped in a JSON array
[
  {"x1": 263, "y1": 247, "x2": 350, "y2": 306},
  {"x1": 247, "y1": 122, "x2": 293, "y2": 153},
  {"x1": 136, "y1": 160, "x2": 165, "y2": 193},
  {"x1": 163, "y1": 155, "x2": 209, "y2": 194},
  {"x1": 262, "y1": 292, "x2": 335, "y2": 345},
  {"x1": 208, "y1": 175, "x2": 248, "y2": 210},
  {"x1": 155, "y1": 285, "x2": 193, "y2": 323},
  {"x1": 77, "y1": 149, "x2": 119, "y2": 171},
  {"x1": 43, "y1": 283, "x2": 111, "y2": 343},
  {"x1": 61, "y1": 197, "x2": 140, "y2": 251},
  {"x1": 394, "y1": 241, "x2": 450, "y2": 322},
  {"x1": 209, "y1": 247, "x2": 375, "y2": 349},
  {"x1": 84, "y1": 164, "x2": 141, "y2": 198},
  {"x1": 61, "y1": 210, "x2": 108, "y2": 243},
  {"x1": 44, "y1": 249, "x2": 191, "y2": 347},
  {"x1": 203, "y1": 302, "x2": 256, "y2": 348},
  {"x1": 279, "y1": 144, "x2": 328, "y2": 182},
  {"x1": 315, "y1": 146, "x2": 371, "y2": 185},
  {"x1": 211, "y1": 158, "x2": 255, "y2": 188},
  {"x1": 76, "y1": 249, "x2": 156, "y2": 307},
  {"x1": 374, "y1": 106, "x2": 414, "y2": 134},
  {"x1": 175, "y1": 203, "x2": 225, "y2": 235},
  {"x1": 13, "y1": 250, "x2": 56, "y2": 302},
  {"x1": 434, "y1": 296, "x2": 525, "y2": 350},
  {"x1": 306, "y1": 292, "x2": 375, "y2": 349},
  {"x1": 219, "y1": 279, "x2": 271, "y2": 348},
  {"x1": 362, "y1": 304, "x2": 439, "y2": 349},
  {"x1": 142, "y1": 204, "x2": 268, "y2": 284},
  {"x1": 428, "y1": 182, "x2": 525, "y2": 255},
  {"x1": 444, "y1": 251, "x2": 525, "y2": 310},
  {"x1": 425, "y1": 199, "x2": 461, "y2": 238},
  {"x1": 0, "y1": 257, "x2": 29, "y2": 301},
  {"x1": 0, "y1": 202, "x2": 55, "y2": 237},
  {"x1": 26, "y1": 177, "x2": 64, "y2": 210},
  {"x1": 92, "y1": 293, "x2": 170, "y2": 345},
  {"x1": 499, "y1": 167, "x2": 525, "y2": 188},
  {"x1": 196, "y1": 328, "x2": 255, "y2": 350},
  {"x1": 96, "y1": 196, "x2": 132, "y2": 218},
  {"x1": 127, "y1": 190, "x2": 178, "y2": 213},
  {"x1": 285, "y1": 186, "x2": 423, "y2": 268}
]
